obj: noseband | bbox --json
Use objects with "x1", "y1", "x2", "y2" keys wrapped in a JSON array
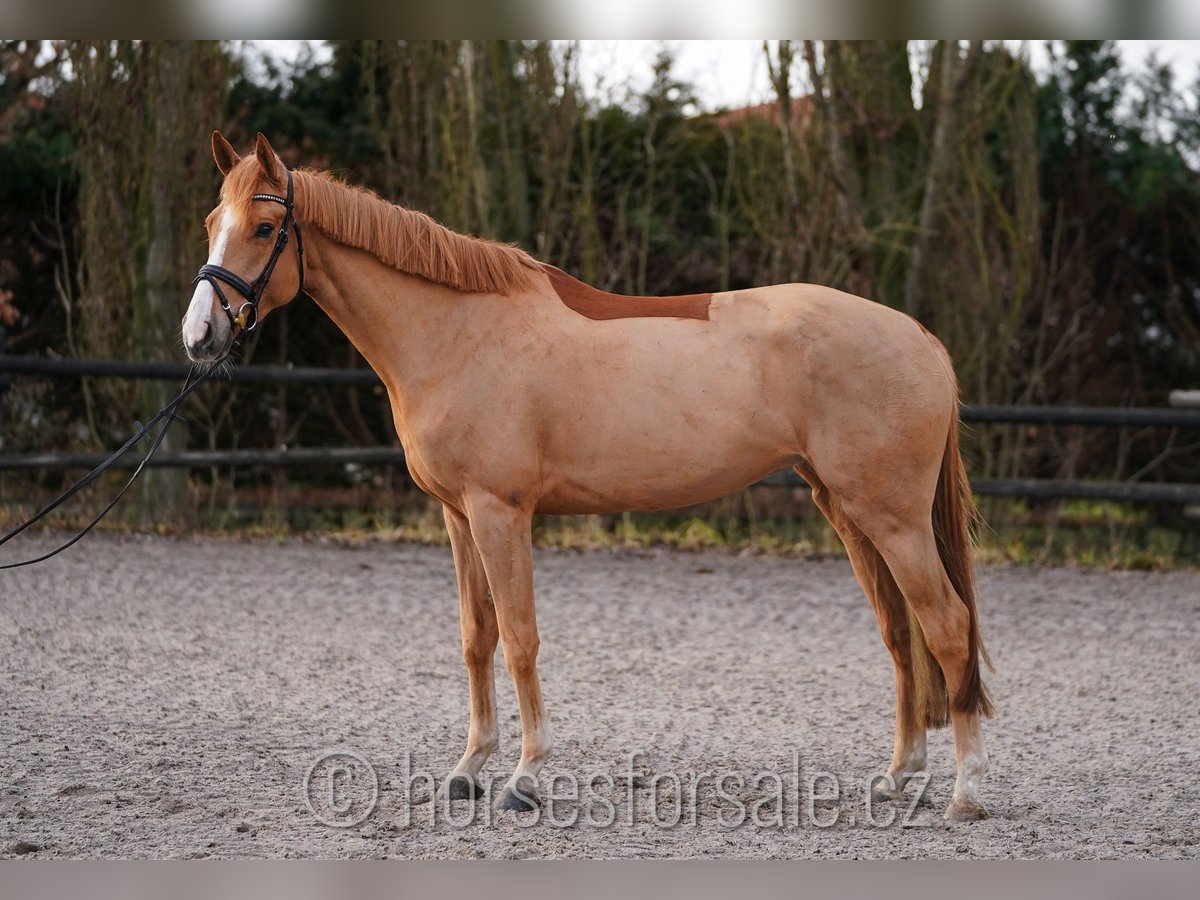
[{"x1": 192, "y1": 168, "x2": 305, "y2": 337}]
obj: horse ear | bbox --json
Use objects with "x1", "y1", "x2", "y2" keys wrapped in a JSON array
[
  {"x1": 211, "y1": 130, "x2": 240, "y2": 176},
  {"x1": 254, "y1": 132, "x2": 285, "y2": 186}
]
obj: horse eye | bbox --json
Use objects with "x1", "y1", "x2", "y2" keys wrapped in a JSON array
[{"x1": 255, "y1": 223, "x2": 273, "y2": 238}]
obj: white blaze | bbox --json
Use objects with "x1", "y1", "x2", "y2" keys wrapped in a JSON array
[{"x1": 182, "y1": 209, "x2": 235, "y2": 348}]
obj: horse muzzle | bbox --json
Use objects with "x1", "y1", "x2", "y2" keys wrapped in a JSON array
[{"x1": 182, "y1": 306, "x2": 234, "y2": 364}]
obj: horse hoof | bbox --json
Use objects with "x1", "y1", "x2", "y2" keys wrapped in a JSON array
[
  {"x1": 440, "y1": 774, "x2": 482, "y2": 802},
  {"x1": 871, "y1": 783, "x2": 906, "y2": 803},
  {"x1": 944, "y1": 800, "x2": 989, "y2": 822},
  {"x1": 495, "y1": 776, "x2": 540, "y2": 812}
]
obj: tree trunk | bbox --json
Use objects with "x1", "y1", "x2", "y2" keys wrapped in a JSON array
[
  {"x1": 905, "y1": 40, "x2": 983, "y2": 321},
  {"x1": 803, "y1": 41, "x2": 866, "y2": 247},
  {"x1": 136, "y1": 42, "x2": 193, "y2": 525},
  {"x1": 67, "y1": 40, "x2": 228, "y2": 526}
]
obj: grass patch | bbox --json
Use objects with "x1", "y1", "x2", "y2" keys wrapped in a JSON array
[
  {"x1": 976, "y1": 497, "x2": 1197, "y2": 569},
  {"x1": 1, "y1": 476, "x2": 1195, "y2": 569}
]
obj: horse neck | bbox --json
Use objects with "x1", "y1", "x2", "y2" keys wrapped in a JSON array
[{"x1": 299, "y1": 229, "x2": 542, "y2": 412}]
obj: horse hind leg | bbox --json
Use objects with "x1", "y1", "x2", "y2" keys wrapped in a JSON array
[
  {"x1": 802, "y1": 466, "x2": 938, "y2": 801},
  {"x1": 838, "y1": 489, "x2": 991, "y2": 822},
  {"x1": 804, "y1": 380, "x2": 992, "y2": 821}
]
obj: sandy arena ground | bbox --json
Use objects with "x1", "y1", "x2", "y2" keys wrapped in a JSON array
[{"x1": 1, "y1": 532, "x2": 1197, "y2": 859}]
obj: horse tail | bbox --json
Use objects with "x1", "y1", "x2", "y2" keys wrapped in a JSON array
[{"x1": 931, "y1": 400, "x2": 994, "y2": 720}]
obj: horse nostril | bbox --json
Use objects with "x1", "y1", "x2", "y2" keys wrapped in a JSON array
[
  {"x1": 184, "y1": 319, "x2": 213, "y2": 357},
  {"x1": 189, "y1": 320, "x2": 210, "y2": 349}
]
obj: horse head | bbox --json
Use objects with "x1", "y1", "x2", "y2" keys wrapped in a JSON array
[{"x1": 182, "y1": 131, "x2": 305, "y2": 363}]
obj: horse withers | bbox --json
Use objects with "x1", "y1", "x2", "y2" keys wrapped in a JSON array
[{"x1": 183, "y1": 132, "x2": 993, "y2": 822}]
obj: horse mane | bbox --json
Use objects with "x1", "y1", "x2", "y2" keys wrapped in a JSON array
[{"x1": 222, "y1": 163, "x2": 539, "y2": 295}]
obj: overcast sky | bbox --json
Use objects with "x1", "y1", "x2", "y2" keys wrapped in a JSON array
[
  {"x1": 254, "y1": 40, "x2": 1200, "y2": 113},
  {"x1": 576, "y1": 40, "x2": 1200, "y2": 111}
]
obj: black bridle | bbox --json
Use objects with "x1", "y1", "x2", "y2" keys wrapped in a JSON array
[{"x1": 192, "y1": 168, "x2": 306, "y2": 336}]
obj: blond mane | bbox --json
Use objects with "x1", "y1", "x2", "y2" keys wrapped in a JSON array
[{"x1": 221, "y1": 163, "x2": 539, "y2": 295}]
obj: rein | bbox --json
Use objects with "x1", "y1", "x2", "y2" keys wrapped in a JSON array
[
  {"x1": 0, "y1": 368, "x2": 210, "y2": 569},
  {"x1": 1, "y1": 170, "x2": 306, "y2": 570}
]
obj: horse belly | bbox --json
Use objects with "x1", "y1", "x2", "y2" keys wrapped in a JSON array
[
  {"x1": 534, "y1": 456, "x2": 793, "y2": 515},
  {"x1": 534, "y1": 381, "x2": 800, "y2": 515}
]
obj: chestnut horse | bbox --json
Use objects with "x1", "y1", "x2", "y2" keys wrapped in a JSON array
[{"x1": 183, "y1": 133, "x2": 993, "y2": 821}]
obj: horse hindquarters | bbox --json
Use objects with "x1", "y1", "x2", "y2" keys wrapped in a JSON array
[{"x1": 801, "y1": 371, "x2": 993, "y2": 820}]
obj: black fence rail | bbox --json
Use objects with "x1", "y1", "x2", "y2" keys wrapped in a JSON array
[
  {"x1": 0, "y1": 354, "x2": 380, "y2": 387},
  {"x1": 3, "y1": 355, "x2": 1199, "y2": 504}
]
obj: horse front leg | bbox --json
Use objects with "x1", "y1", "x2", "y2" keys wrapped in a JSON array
[
  {"x1": 464, "y1": 491, "x2": 551, "y2": 812},
  {"x1": 436, "y1": 504, "x2": 500, "y2": 802}
]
